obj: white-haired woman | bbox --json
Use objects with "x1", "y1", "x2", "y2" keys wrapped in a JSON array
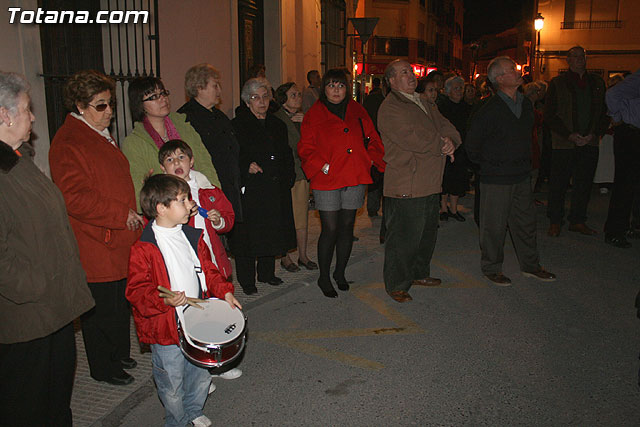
[
  {"x1": 0, "y1": 71, "x2": 94, "y2": 425},
  {"x1": 436, "y1": 75, "x2": 471, "y2": 222},
  {"x1": 229, "y1": 78, "x2": 296, "y2": 295}
]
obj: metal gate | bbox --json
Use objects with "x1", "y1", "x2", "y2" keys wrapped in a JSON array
[{"x1": 40, "y1": 0, "x2": 160, "y2": 145}]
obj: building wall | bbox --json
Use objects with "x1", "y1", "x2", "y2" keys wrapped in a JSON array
[
  {"x1": 1, "y1": 0, "x2": 51, "y2": 175},
  {"x1": 158, "y1": 1, "x2": 239, "y2": 118},
  {"x1": 279, "y1": 0, "x2": 322, "y2": 90},
  {"x1": 537, "y1": 0, "x2": 640, "y2": 80}
]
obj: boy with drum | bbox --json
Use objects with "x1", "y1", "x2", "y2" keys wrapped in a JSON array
[
  {"x1": 158, "y1": 139, "x2": 244, "y2": 382},
  {"x1": 126, "y1": 174, "x2": 241, "y2": 427}
]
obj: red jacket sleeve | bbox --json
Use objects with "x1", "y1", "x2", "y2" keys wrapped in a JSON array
[
  {"x1": 126, "y1": 242, "x2": 172, "y2": 317},
  {"x1": 298, "y1": 106, "x2": 328, "y2": 180},
  {"x1": 198, "y1": 237, "x2": 234, "y2": 299},
  {"x1": 201, "y1": 187, "x2": 235, "y2": 234},
  {"x1": 358, "y1": 107, "x2": 386, "y2": 172}
]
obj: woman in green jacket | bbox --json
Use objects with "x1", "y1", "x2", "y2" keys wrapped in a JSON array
[{"x1": 122, "y1": 77, "x2": 220, "y2": 208}]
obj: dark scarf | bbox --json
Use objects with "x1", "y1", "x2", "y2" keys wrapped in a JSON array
[
  {"x1": 322, "y1": 98, "x2": 348, "y2": 120},
  {"x1": 0, "y1": 140, "x2": 31, "y2": 173}
]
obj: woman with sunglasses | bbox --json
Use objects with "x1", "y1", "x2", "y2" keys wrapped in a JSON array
[
  {"x1": 49, "y1": 70, "x2": 142, "y2": 386},
  {"x1": 122, "y1": 76, "x2": 220, "y2": 208},
  {"x1": 298, "y1": 68, "x2": 385, "y2": 298}
]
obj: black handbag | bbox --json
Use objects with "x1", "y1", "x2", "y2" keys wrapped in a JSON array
[{"x1": 358, "y1": 118, "x2": 383, "y2": 183}]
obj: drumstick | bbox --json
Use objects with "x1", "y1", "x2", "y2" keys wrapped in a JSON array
[
  {"x1": 157, "y1": 286, "x2": 204, "y2": 310},
  {"x1": 158, "y1": 292, "x2": 208, "y2": 304}
]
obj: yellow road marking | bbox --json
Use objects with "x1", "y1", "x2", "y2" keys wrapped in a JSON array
[{"x1": 254, "y1": 260, "x2": 485, "y2": 369}]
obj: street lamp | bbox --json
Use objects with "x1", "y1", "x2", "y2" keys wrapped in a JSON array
[
  {"x1": 534, "y1": 13, "x2": 544, "y2": 78},
  {"x1": 534, "y1": 13, "x2": 544, "y2": 31}
]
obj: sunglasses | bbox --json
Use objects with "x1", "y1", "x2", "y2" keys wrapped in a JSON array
[
  {"x1": 88, "y1": 101, "x2": 115, "y2": 112},
  {"x1": 143, "y1": 90, "x2": 170, "y2": 102}
]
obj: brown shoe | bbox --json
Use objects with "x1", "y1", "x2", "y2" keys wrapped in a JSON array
[
  {"x1": 547, "y1": 224, "x2": 561, "y2": 237},
  {"x1": 411, "y1": 277, "x2": 442, "y2": 287},
  {"x1": 484, "y1": 273, "x2": 512, "y2": 286},
  {"x1": 522, "y1": 268, "x2": 556, "y2": 282},
  {"x1": 568, "y1": 223, "x2": 597, "y2": 235},
  {"x1": 388, "y1": 290, "x2": 412, "y2": 303}
]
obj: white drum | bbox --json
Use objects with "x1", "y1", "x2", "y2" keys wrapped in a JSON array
[{"x1": 177, "y1": 298, "x2": 247, "y2": 368}]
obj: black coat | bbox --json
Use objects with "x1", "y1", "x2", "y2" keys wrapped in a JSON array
[
  {"x1": 229, "y1": 105, "x2": 297, "y2": 257},
  {"x1": 178, "y1": 99, "x2": 243, "y2": 221}
]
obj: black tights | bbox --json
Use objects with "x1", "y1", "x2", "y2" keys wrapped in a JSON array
[{"x1": 318, "y1": 209, "x2": 357, "y2": 282}]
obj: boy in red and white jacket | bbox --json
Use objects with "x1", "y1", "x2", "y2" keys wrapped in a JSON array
[
  {"x1": 158, "y1": 140, "x2": 235, "y2": 279},
  {"x1": 126, "y1": 174, "x2": 241, "y2": 427}
]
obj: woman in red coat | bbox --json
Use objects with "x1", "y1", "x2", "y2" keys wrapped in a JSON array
[
  {"x1": 298, "y1": 69, "x2": 385, "y2": 297},
  {"x1": 49, "y1": 70, "x2": 143, "y2": 386}
]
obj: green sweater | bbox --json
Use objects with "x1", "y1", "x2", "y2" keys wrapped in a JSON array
[{"x1": 122, "y1": 112, "x2": 220, "y2": 209}]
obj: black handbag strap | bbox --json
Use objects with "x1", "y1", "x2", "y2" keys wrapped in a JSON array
[{"x1": 358, "y1": 118, "x2": 370, "y2": 149}]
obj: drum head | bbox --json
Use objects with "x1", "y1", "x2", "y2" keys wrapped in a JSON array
[{"x1": 183, "y1": 298, "x2": 245, "y2": 345}]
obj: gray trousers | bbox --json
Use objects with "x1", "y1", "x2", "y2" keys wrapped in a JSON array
[
  {"x1": 383, "y1": 194, "x2": 439, "y2": 293},
  {"x1": 479, "y1": 180, "x2": 540, "y2": 275}
]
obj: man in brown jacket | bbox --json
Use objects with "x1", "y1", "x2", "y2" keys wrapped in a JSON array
[{"x1": 377, "y1": 59, "x2": 460, "y2": 303}]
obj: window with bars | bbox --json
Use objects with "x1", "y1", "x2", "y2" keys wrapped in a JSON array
[{"x1": 321, "y1": 0, "x2": 346, "y2": 72}]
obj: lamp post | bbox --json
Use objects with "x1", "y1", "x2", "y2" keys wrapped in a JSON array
[{"x1": 534, "y1": 13, "x2": 544, "y2": 79}]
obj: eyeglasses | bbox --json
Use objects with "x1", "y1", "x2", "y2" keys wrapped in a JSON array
[
  {"x1": 88, "y1": 101, "x2": 116, "y2": 112},
  {"x1": 249, "y1": 94, "x2": 270, "y2": 102},
  {"x1": 142, "y1": 90, "x2": 170, "y2": 102}
]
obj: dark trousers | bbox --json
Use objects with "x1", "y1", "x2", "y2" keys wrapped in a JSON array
[
  {"x1": 235, "y1": 255, "x2": 275, "y2": 289},
  {"x1": 383, "y1": 194, "x2": 439, "y2": 293},
  {"x1": 479, "y1": 180, "x2": 540, "y2": 275},
  {"x1": 82, "y1": 279, "x2": 131, "y2": 380},
  {"x1": 0, "y1": 323, "x2": 76, "y2": 426},
  {"x1": 605, "y1": 125, "x2": 640, "y2": 237},
  {"x1": 367, "y1": 181, "x2": 383, "y2": 215},
  {"x1": 547, "y1": 145, "x2": 599, "y2": 225}
]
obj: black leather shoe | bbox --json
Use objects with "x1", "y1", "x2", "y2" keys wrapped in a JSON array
[
  {"x1": 317, "y1": 278, "x2": 338, "y2": 298},
  {"x1": 439, "y1": 211, "x2": 449, "y2": 221},
  {"x1": 297, "y1": 259, "x2": 318, "y2": 270},
  {"x1": 333, "y1": 273, "x2": 353, "y2": 291},
  {"x1": 99, "y1": 371, "x2": 134, "y2": 386},
  {"x1": 242, "y1": 286, "x2": 258, "y2": 295},
  {"x1": 280, "y1": 260, "x2": 300, "y2": 272},
  {"x1": 448, "y1": 211, "x2": 466, "y2": 222},
  {"x1": 259, "y1": 276, "x2": 284, "y2": 286},
  {"x1": 120, "y1": 357, "x2": 137, "y2": 370},
  {"x1": 605, "y1": 235, "x2": 632, "y2": 248}
]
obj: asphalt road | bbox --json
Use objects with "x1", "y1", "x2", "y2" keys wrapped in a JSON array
[{"x1": 108, "y1": 190, "x2": 639, "y2": 426}]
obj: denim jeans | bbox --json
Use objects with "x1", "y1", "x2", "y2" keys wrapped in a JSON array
[{"x1": 151, "y1": 344, "x2": 210, "y2": 427}]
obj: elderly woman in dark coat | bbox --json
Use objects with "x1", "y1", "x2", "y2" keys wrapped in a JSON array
[
  {"x1": 230, "y1": 78, "x2": 296, "y2": 295},
  {"x1": 436, "y1": 75, "x2": 471, "y2": 222},
  {"x1": 0, "y1": 71, "x2": 94, "y2": 426},
  {"x1": 178, "y1": 63, "x2": 242, "y2": 221}
]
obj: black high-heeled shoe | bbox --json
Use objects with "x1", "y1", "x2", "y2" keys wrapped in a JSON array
[
  {"x1": 332, "y1": 273, "x2": 353, "y2": 291},
  {"x1": 317, "y1": 277, "x2": 338, "y2": 298}
]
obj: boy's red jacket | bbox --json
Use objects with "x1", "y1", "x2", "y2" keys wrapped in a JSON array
[
  {"x1": 126, "y1": 222, "x2": 234, "y2": 345},
  {"x1": 187, "y1": 184, "x2": 234, "y2": 279}
]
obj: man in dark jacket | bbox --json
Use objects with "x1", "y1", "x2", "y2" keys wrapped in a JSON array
[
  {"x1": 544, "y1": 46, "x2": 609, "y2": 237},
  {"x1": 603, "y1": 69, "x2": 640, "y2": 248},
  {"x1": 466, "y1": 56, "x2": 555, "y2": 286}
]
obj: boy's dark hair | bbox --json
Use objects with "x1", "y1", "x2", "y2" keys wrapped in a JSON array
[
  {"x1": 158, "y1": 139, "x2": 194, "y2": 165},
  {"x1": 140, "y1": 174, "x2": 190, "y2": 219},
  {"x1": 128, "y1": 76, "x2": 166, "y2": 122}
]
